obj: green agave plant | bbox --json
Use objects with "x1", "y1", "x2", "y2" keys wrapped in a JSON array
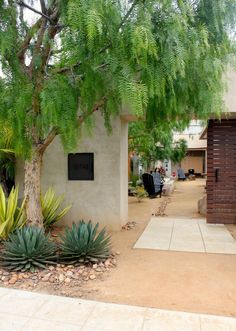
[
  {"x1": 0, "y1": 185, "x2": 26, "y2": 239},
  {"x1": 59, "y1": 221, "x2": 112, "y2": 264},
  {"x1": 41, "y1": 187, "x2": 72, "y2": 228},
  {"x1": 0, "y1": 226, "x2": 57, "y2": 272}
]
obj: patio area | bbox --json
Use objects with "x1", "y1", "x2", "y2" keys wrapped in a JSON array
[
  {"x1": 134, "y1": 217, "x2": 236, "y2": 254},
  {"x1": 81, "y1": 180, "x2": 236, "y2": 317}
]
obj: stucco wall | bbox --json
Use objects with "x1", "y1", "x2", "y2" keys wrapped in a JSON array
[
  {"x1": 224, "y1": 71, "x2": 236, "y2": 113},
  {"x1": 15, "y1": 113, "x2": 129, "y2": 231},
  {"x1": 173, "y1": 133, "x2": 207, "y2": 150}
]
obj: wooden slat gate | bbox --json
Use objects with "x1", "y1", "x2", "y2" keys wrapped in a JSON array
[{"x1": 207, "y1": 119, "x2": 236, "y2": 224}]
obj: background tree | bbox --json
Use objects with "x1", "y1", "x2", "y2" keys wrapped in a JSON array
[
  {"x1": 170, "y1": 139, "x2": 188, "y2": 166},
  {"x1": 0, "y1": 0, "x2": 235, "y2": 227},
  {"x1": 129, "y1": 121, "x2": 187, "y2": 170}
]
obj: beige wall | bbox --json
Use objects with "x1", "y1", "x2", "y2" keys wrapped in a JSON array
[
  {"x1": 16, "y1": 113, "x2": 129, "y2": 231},
  {"x1": 224, "y1": 71, "x2": 236, "y2": 114},
  {"x1": 181, "y1": 156, "x2": 203, "y2": 174},
  {"x1": 172, "y1": 154, "x2": 205, "y2": 175},
  {"x1": 173, "y1": 133, "x2": 207, "y2": 149}
]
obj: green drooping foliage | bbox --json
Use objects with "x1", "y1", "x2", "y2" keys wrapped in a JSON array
[
  {"x1": 41, "y1": 188, "x2": 72, "y2": 228},
  {"x1": 144, "y1": 0, "x2": 236, "y2": 128},
  {"x1": 0, "y1": 1, "x2": 235, "y2": 226},
  {"x1": 129, "y1": 121, "x2": 187, "y2": 169},
  {"x1": 59, "y1": 221, "x2": 111, "y2": 264},
  {"x1": 0, "y1": 227, "x2": 57, "y2": 272},
  {"x1": 171, "y1": 139, "x2": 188, "y2": 165},
  {"x1": 0, "y1": 0, "x2": 235, "y2": 157},
  {"x1": 0, "y1": 186, "x2": 26, "y2": 240}
]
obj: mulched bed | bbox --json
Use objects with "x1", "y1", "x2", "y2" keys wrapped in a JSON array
[{"x1": 0, "y1": 254, "x2": 119, "y2": 297}]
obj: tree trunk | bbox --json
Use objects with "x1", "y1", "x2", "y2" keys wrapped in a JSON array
[{"x1": 24, "y1": 149, "x2": 44, "y2": 227}]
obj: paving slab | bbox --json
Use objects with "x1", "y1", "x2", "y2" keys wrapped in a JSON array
[
  {"x1": 83, "y1": 302, "x2": 146, "y2": 331},
  {"x1": 143, "y1": 308, "x2": 201, "y2": 331},
  {"x1": 134, "y1": 217, "x2": 236, "y2": 254},
  {"x1": 0, "y1": 288, "x2": 236, "y2": 330},
  {"x1": 0, "y1": 287, "x2": 48, "y2": 317},
  {"x1": 0, "y1": 312, "x2": 29, "y2": 331},
  {"x1": 22, "y1": 319, "x2": 82, "y2": 331},
  {"x1": 134, "y1": 218, "x2": 173, "y2": 250},
  {"x1": 35, "y1": 295, "x2": 96, "y2": 326},
  {"x1": 200, "y1": 314, "x2": 236, "y2": 331}
]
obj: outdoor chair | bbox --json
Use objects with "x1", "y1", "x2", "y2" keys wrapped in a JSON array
[
  {"x1": 142, "y1": 173, "x2": 162, "y2": 198},
  {"x1": 188, "y1": 168, "x2": 196, "y2": 180}
]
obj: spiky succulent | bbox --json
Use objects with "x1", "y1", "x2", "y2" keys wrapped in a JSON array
[
  {"x1": 0, "y1": 227, "x2": 57, "y2": 272},
  {"x1": 59, "y1": 221, "x2": 111, "y2": 264},
  {"x1": 41, "y1": 187, "x2": 72, "y2": 228}
]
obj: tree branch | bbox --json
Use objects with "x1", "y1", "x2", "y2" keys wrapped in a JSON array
[
  {"x1": 37, "y1": 128, "x2": 58, "y2": 153},
  {"x1": 18, "y1": 18, "x2": 43, "y2": 66},
  {"x1": 40, "y1": 0, "x2": 47, "y2": 14},
  {"x1": 51, "y1": 0, "x2": 140, "y2": 75},
  {"x1": 98, "y1": 0, "x2": 140, "y2": 54},
  {"x1": 120, "y1": 0, "x2": 140, "y2": 30},
  {"x1": 17, "y1": 0, "x2": 52, "y2": 22},
  {"x1": 37, "y1": 97, "x2": 106, "y2": 153},
  {"x1": 52, "y1": 61, "x2": 82, "y2": 74},
  {"x1": 52, "y1": 61, "x2": 108, "y2": 75},
  {"x1": 41, "y1": 9, "x2": 60, "y2": 70},
  {"x1": 78, "y1": 97, "x2": 107, "y2": 125},
  {"x1": 28, "y1": 18, "x2": 47, "y2": 76}
]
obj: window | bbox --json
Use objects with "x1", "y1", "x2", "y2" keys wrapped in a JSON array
[{"x1": 68, "y1": 153, "x2": 94, "y2": 180}]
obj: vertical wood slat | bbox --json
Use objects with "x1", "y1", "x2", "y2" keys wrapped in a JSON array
[{"x1": 207, "y1": 119, "x2": 236, "y2": 224}]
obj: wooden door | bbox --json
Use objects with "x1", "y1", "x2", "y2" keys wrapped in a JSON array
[{"x1": 207, "y1": 119, "x2": 236, "y2": 224}]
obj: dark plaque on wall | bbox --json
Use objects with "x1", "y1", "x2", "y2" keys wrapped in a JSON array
[{"x1": 68, "y1": 153, "x2": 94, "y2": 180}]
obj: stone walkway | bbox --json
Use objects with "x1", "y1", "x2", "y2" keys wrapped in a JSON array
[
  {"x1": 134, "y1": 217, "x2": 236, "y2": 254},
  {"x1": 1, "y1": 287, "x2": 236, "y2": 330}
]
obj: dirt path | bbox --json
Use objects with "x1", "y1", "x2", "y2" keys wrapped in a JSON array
[{"x1": 82, "y1": 179, "x2": 236, "y2": 317}]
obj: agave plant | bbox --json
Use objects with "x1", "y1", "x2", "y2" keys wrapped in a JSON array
[
  {"x1": 41, "y1": 188, "x2": 72, "y2": 228},
  {"x1": 0, "y1": 227, "x2": 57, "y2": 272},
  {"x1": 59, "y1": 221, "x2": 111, "y2": 264},
  {"x1": 0, "y1": 186, "x2": 26, "y2": 239}
]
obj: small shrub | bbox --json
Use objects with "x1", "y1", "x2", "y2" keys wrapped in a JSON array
[
  {"x1": 134, "y1": 186, "x2": 148, "y2": 202},
  {"x1": 128, "y1": 185, "x2": 136, "y2": 196},
  {"x1": 41, "y1": 188, "x2": 72, "y2": 228},
  {"x1": 130, "y1": 174, "x2": 139, "y2": 187},
  {"x1": 59, "y1": 221, "x2": 111, "y2": 264},
  {"x1": 0, "y1": 227, "x2": 57, "y2": 272},
  {"x1": 0, "y1": 186, "x2": 26, "y2": 239}
]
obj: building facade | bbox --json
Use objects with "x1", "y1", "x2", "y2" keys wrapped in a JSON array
[
  {"x1": 16, "y1": 111, "x2": 134, "y2": 231},
  {"x1": 206, "y1": 71, "x2": 236, "y2": 224},
  {"x1": 172, "y1": 121, "x2": 207, "y2": 177}
]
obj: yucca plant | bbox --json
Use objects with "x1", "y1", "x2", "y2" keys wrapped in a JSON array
[
  {"x1": 41, "y1": 188, "x2": 72, "y2": 228},
  {"x1": 0, "y1": 227, "x2": 57, "y2": 272},
  {"x1": 0, "y1": 186, "x2": 26, "y2": 239},
  {"x1": 59, "y1": 221, "x2": 111, "y2": 264}
]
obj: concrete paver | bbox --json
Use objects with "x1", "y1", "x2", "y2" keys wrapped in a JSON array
[
  {"x1": 134, "y1": 217, "x2": 236, "y2": 254},
  {"x1": 35, "y1": 295, "x2": 96, "y2": 326},
  {"x1": 0, "y1": 287, "x2": 236, "y2": 330}
]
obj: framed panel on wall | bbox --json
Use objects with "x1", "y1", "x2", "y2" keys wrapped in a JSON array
[{"x1": 68, "y1": 153, "x2": 94, "y2": 180}]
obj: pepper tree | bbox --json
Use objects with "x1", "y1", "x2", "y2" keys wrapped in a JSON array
[{"x1": 0, "y1": 0, "x2": 235, "y2": 227}]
